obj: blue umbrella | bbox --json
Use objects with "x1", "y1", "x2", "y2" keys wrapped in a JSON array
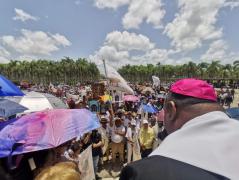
[
  {"x1": 0, "y1": 75, "x2": 24, "y2": 96},
  {"x1": 143, "y1": 104, "x2": 159, "y2": 113},
  {"x1": 0, "y1": 99, "x2": 28, "y2": 118},
  {"x1": 226, "y1": 108, "x2": 239, "y2": 120}
]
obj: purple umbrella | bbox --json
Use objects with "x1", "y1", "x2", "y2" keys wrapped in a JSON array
[{"x1": 0, "y1": 109, "x2": 100, "y2": 158}]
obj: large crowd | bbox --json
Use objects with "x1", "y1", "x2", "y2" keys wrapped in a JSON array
[{"x1": 1, "y1": 79, "x2": 239, "y2": 180}]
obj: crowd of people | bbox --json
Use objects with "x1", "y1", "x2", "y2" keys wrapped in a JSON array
[
  {"x1": 217, "y1": 87, "x2": 235, "y2": 108},
  {"x1": 54, "y1": 84, "x2": 168, "y2": 179},
  {"x1": 1, "y1": 79, "x2": 239, "y2": 180}
]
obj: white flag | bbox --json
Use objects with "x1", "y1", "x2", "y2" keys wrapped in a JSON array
[
  {"x1": 152, "y1": 76, "x2": 160, "y2": 87},
  {"x1": 78, "y1": 145, "x2": 95, "y2": 180},
  {"x1": 98, "y1": 63, "x2": 134, "y2": 95}
]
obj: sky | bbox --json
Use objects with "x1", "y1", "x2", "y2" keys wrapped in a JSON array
[{"x1": 0, "y1": 0, "x2": 239, "y2": 67}]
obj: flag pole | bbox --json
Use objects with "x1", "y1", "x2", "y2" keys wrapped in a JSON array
[
  {"x1": 102, "y1": 59, "x2": 108, "y2": 79},
  {"x1": 102, "y1": 59, "x2": 114, "y2": 111}
]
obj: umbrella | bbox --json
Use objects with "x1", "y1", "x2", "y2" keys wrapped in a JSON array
[
  {"x1": 143, "y1": 104, "x2": 158, "y2": 113},
  {"x1": 0, "y1": 75, "x2": 24, "y2": 96},
  {"x1": 6, "y1": 91, "x2": 67, "y2": 114},
  {"x1": 123, "y1": 95, "x2": 139, "y2": 102},
  {"x1": 0, "y1": 99, "x2": 28, "y2": 118},
  {"x1": 0, "y1": 109, "x2": 100, "y2": 158},
  {"x1": 226, "y1": 108, "x2": 239, "y2": 120},
  {"x1": 141, "y1": 87, "x2": 155, "y2": 94}
]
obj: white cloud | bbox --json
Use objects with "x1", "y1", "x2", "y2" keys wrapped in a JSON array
[
  {"x1": 13, "y1": 8, "x2": 39, "y2": 22},
  {"x1": 122, "y1": 0, "x2": 165, "y2": 29},
  {"x1": 164, "y1": 0, "x2": 225, "y2": 52},
  {"x1": 224, "y1": 1, "x2": 239, "y2": 9},
  {"x1": 201, "y1": 40, "x2": 228, "y2": 61},
  {"x1": 90, "y1": 31, "x2": 173, "y2": 67},
  {"x1": 0, "y1": 46, "x2": 10, "y2": 63},
  {"x1": 94, "y1": 0, "x2": 165, "y2": 29},
  {"x1": 105, "y1": 31, "x2": 155, "y2": 51},
  {"x1": 130, "y1": 48, "x2": 172, "y2": 65},
  {"x1": 1, "y1": 29, "x2": 71, "y2": 57},
  {"x1": 94, "y1": 0, "x2": 130, "y2": 9},
  {"x1": 90, "y1": 45, "x2": 130, "y2": 65}
]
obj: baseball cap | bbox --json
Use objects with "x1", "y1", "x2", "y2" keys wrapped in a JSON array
[
  {"x1": 170, "y1": 78, "x2": 217, "y2": 102},
  {"x1": 142, "y1": 119, "x2": 149, "y2": 124}
]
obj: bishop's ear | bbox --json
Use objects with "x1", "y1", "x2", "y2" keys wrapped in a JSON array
[{"x1": 165, "y1": 101, "x2": 177, "y2": 122}]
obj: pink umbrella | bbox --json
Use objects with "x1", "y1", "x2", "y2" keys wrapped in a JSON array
[
  {"x1": 123, "y1": 95, "x2": 140, "y2": 102},
  {"x1": 0, "y1": 109, "x2": 100, "y2": 157}
]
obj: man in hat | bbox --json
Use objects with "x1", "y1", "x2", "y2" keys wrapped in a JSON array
[
  {"x1": 109, "y1": 117, "x2": 126, "y2": 164},
  {"x1": 139, "y1": 119, "x2": 155, "y2": 158},
  {"x1": 98, "y1": 116, "x2": 110, "y2": 161},
  {"x1": 120, "y1": 78, "x2": 239, "y2": 180}
]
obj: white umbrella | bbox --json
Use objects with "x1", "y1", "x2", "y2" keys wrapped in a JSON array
[{"x1": 6, "y1": 91, "x2": 67, "y2": 114}]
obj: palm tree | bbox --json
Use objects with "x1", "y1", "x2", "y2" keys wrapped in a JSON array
[
  {"x1": 198, "y1": 62, "x2": 209, "y2": 79},
  {"x1": 187, "y1": 61, "x2": 197, "y2": 78},
  {"x1": 207, "y1": 60, "x2": 222, "y2": 79}
]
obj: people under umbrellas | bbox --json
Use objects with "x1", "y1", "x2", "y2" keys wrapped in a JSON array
[{"x1": 3, "y1": 77, "x2": 239, "y2": 180}]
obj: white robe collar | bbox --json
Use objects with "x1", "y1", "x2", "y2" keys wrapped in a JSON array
[{"x1": 150, "y1": 111, "x2": 239, "y2": 180}]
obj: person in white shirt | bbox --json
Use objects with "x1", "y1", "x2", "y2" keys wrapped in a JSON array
[
  {"x1": 125, "y1": 120, "x2": 141, "y2": 164},
  {"x1": 109, "y1": 117, "x2": 126, "y2": 163},
  {"x1": 98, "y1": 116, "x2": 110, "y2": 161}
]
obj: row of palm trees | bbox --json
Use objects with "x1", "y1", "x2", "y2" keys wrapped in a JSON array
[
  {"x1": 0, "y1": 57, "x2": 100, "y2": 85},
  {"x1": 118, "y1": 61, "x2": 239, "y2": 82},
  {"x1": 1, "y1": 59, "x2": 239, "y2": 85}
]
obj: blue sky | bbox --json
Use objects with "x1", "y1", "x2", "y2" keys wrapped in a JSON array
[{"x1": 0, "y1": 0, "x2": 239, "y2": 67}]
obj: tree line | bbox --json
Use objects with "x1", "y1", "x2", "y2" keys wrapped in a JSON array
[
  {"x1": 1, "y1": 58, "x2": 239, "y2": 85},
  {"x1": 118, "y1": 61, "x2": 239, "y2": 83},
  {"x1": 0, "y1": 57, "x2": 100, "y2": 85}
]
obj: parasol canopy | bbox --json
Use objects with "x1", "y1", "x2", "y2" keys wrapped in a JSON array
[
  {"x1": 6, "y1": 91, "x2": 67, "y2": 114},
  {"x1": 0, "y1": 75, "x2": 24, "y2": 96},
  {"x1": 0, "y1": 99, "x2": 28, "y2": 118},
  {"x1": 0, "y1": 109, "x2": 100, "y2": 158},
  {"x1": 123, "y1": 95, "x2": 140, "y2": 102}
]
